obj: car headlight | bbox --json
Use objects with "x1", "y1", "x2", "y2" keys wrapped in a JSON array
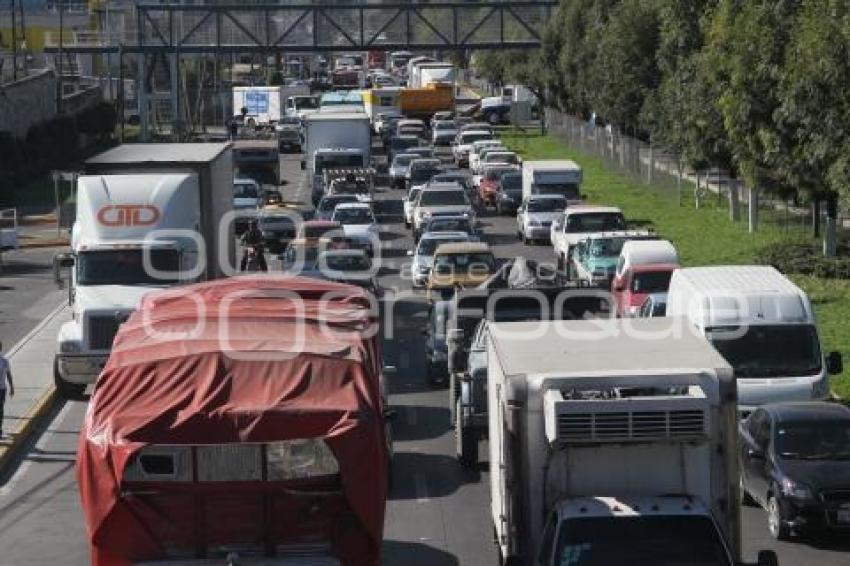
[
  {"x1": 780, "y1": 477, "x2": 815, "y2": 500},
  {"x1": 418, "y1": 210, "x2": 431, "y2": 220},
  {"x1": 60, "y1": 341, "x2": 82, "y2": 354}
]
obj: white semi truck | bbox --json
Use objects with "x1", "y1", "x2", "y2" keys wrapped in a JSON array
[
  {"x1": 487, "y1": 317, "x2": 779, "y2": 566},
  {"x1": 53, "y1": 144, "x2": 233, "y2": 398},
  {"x1": 233, "y1": 85, "x2": 310, "y2": 128},
  {"x1": 301, "y1": 112, "x2": 371, "y2": 206}
]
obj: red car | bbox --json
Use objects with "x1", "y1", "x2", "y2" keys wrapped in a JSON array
[{"x1": 612, "y1": 262, "x2": 678, "y2": 317}]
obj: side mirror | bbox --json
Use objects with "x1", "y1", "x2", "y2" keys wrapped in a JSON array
[
  {"x1": 756, "y1": 550, "x2": 778, "y2": 566},
  {"x1": 300, "y1": 160, "x2": 306, "y2": 170},
  {"x1": 55, "y1": 253, "x2": 75, "y2": 269},
  {"x1": 747, "y1": 447, "x2": 765, "y2": 460},
  {"x1": 383, "y1": 408, "x2": 398, "y2": 421},
  {"x1": 613, "y1": 281, "x2": 625, "y2": 292},
  {"x1": 827, "y1": 351, "x2": 843, "y2": 375}
]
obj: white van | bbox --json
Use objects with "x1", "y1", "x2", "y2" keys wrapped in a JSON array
[{"x1": 665, "y1": 265, "x2": 843, "y2": 414}]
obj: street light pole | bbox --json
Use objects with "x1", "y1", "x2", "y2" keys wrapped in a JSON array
[{"x1": 57, "y1": 0, "x2": 63, "y2": 114}]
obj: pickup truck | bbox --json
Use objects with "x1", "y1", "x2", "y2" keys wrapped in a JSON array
[
  {"x1": 549, "y1": 205, "x2": 626, "y2": 277},
  {"x1": 569, "y1": 230, "x2": 656, "y2": 286}
]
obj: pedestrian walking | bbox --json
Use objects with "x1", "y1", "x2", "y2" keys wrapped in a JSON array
[{"x1": 0, "y1": 342, "x2": 15, "y2": 439}]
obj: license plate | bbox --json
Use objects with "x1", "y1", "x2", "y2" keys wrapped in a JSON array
[{"x1": 837, "y1": 506, "x2": 850, "y2": 524}]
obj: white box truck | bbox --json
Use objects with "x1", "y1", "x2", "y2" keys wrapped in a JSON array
[
  {"x1": 233, "y1": 85, "x2": 309, "y2": 128},
  {"x1": 301, "y1": 112, "x2": 371, "y2": 206},
  {"x1": 410, "y1": 62, "x2": 455, "y2": 89},
  {"x1": 487, "y1": 317, "x2": 778, "y2": 566},
  {"x1": 52, "y1": 144, "x2": 233, "y2": 399},
  {"x1": 665, "y1": 265, "x2": 844, "y2": 415},
  {"x1": 521, "y1": 160, "x2": 583, "y2": 202}
]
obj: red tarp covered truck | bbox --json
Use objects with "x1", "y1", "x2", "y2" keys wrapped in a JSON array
[{"x1": 77, "y1": 276, "x2": 389, "y2": 566}]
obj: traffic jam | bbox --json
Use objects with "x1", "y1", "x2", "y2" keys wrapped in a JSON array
[{"x1": 10, "y1": 52, "x2": 850, "y2": 566}]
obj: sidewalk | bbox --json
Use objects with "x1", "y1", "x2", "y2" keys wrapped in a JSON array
[{"x1": 0, "y1": 303, "x2": 69, "y2": 469}]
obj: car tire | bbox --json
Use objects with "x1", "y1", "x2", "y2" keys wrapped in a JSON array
[
  {"x1": 486, "y1": 112, "x2": 500, "y2": 126},
  {"x1": 53, "y1": 358, "x2": 87, "y2": 400},
  {"x1": 767, "y1": 494, "x2": 791, "y2": 541},
  {"x1": 456, "y1": 398, "x2": 478, "y2": 467}
]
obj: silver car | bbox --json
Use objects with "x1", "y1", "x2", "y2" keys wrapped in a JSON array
[{"x1": 516, "y1": 194, "x2": 567, "y2": 244}]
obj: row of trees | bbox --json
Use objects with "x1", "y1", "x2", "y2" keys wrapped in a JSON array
[{"x1": 475, "y1": 0, "x2": 849, "y2": 253}]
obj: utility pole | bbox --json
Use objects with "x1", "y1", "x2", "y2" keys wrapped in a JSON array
[
  {"x1": 11, "y1": 0, "x2": 17, "y2": 81},
  {"x1": 57, "y1": 0, "x2": 63, "y2": 114}
]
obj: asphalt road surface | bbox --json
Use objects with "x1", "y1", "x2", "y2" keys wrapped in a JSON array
[{"x1": 0, "y1": 149, "x2": 848, "y2": 565}]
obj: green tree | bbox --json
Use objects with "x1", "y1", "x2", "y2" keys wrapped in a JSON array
[
  {"x1": 588, "y1": 0, "x2": 661, "y2": 132},
  {"x1": 775, "y1": 0, "x2": 850, "y2": 253}
]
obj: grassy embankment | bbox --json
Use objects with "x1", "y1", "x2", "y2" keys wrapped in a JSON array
[{"x1": 500, "y1": 130, "x2": 850, "y2": 399}]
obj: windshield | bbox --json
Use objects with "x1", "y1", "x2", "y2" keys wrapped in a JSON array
[
  {"x1": 428, "y1": 218, "x2": 472, "y2": 233},
  {"x1": 77, "y1": 249, "x2": 181, "y2": 286},
  {"x1": 706, "y1": 324, "x2": 822, "y2": 378},
  {"x1": 418, "y1": 237, "x2": 469, "y2": 256},
  {"x1": 433, "y1": 175, "x2": 467, "y2": 187},
  {"x1": 393, "y1": 155, "x2": 416, "y2": 167},
  {"x1": 411, "y1": 168, "x2": 441, "y2": 184},
  {"x1": 534, "y1": 182, "x2": 581, "y2": 200},
  {"x1": 552, "y1": 516, "x2": 730, "y2": 566},
  {"x1": 486, "y1": 154, "x2": 518, "y2": 164},
  {"x1": 420, "y1": 190, "x2": 468, "y2": 206},
  {"x1": 587, "y1": 237, "x2": 628, "y2": 257},
  {"x1": 501, "y1": 174, "x2": 522, "y2": 193},
  {"x1": 315, "y1": 154, "x2": 363, "y2": 173},
  {"x1": 333, "y1": 208, "x2": 374, "y2": 225},
  {"x1": 259, "y1": 216, "x2": 295, "y2": 231},
  {"x1": 632, "y1": 270, "x2": 673, "y2": 293},
  {"x1": 324, "y1": 254, "x2": 372, "y2": 272},
  {"x1": 528, "y1": 198, "x2": 566, "y2": 213},
  {"x1": 776, "y1": 420, "x2": 850, "y2": 461},
  {"x1": 294, "y1": 96, "x2": 318, "y2": 109},
  {"x1": 319, "y1": 196, "x2": 357, "y2": 212},
  {"x1": 233, "y1": 182, "x2": 259, "y2": 199},
  {"x1": 302, "y1": 224, "x2": 338, "y2": 239},
  {"x1": 461, "y1": 133, "x2": 492, "y2": 144},
  {"x1": 566, "y1": 212, "x2": 626, "y2": 233},
  {"x1": 435, "y1": 121, "x2": 456, "y2": 130},
  {"x1": 392, "y1": 138, "x2": 419, "y2": 151},
  {"x1": 236, "y1": 166, "x2": 277, "y2": 187},
  {"x1": 433, "y1": 253, "x2": 494, "y2": 274},
  {"x1": 484, "y1": 168, "x2": 516, "y2": 181},
  {"x1": 331, "y1": 180, "x2": 369, "y2": 195}
]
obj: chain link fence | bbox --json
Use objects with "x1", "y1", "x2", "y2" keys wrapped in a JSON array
[{"x1": 545, "y1": 109, "x2": 849, "y2": 242}]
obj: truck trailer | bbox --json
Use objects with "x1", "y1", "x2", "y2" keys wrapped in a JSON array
[
  {"x1": 77, "y1": 276, "x2": 390, "y2": 566},
  {"x1": 521, "y1": 160, "x2": 583, "y2": 202},
  {"x1": 233, "y1": 85, "x2": 310, "y2": 128},
  {"x1": 53, "y1": 144, "x2": 233, "y2": 399},
  {"x1": 487, "y1": 317, "x2": 778, "y2": 566}
]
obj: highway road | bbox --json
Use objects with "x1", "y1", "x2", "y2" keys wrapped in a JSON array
[{"x1": 0, "y1": 149, "x2": 848, "y2": 565}]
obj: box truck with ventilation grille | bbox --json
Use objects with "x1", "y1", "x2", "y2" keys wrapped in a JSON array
[
  {"x1": 487, "y1": 317, "x2": 778, "y2": 566},
  {"x1": 52, "y1": 144, "x2": 234, "y2": 400}
]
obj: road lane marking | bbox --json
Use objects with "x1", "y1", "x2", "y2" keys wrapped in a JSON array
[
  {"x1": 0, "y1": 401, "x2": 73, "y2": 497},
  {"x1": 414, "y1": 473, "x2": 429, "y2": 503}
]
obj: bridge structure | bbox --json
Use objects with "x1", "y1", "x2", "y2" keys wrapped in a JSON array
[{"x1": 42, "y1": 1, "x2": 557, "y2": 140}]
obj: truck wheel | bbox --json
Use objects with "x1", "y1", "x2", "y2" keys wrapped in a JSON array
[
  {"x1": 456, "y1": 399, "x2": 477, "y2": 467},
  {"x1": 487, "y1": 112, "x2": 500, "y2": 126},
  {"x1": 53, "y1": 358, "x2": 86, "y2": 400}
]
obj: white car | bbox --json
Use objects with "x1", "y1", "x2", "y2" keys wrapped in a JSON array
[
  {"x1": 331, "y1": 202, "x2": 379, "y2": 256},
  {"x1": 516, "y1": 194, "x2": 567, "y2": 244},
  {"x1": 403, "y1": 185, "x2": 424, "y2": 228},
  {"x1": 412, "y1": 183, "x2": 474, "y2": 239},
  {"x1": 453, "y1": 130, "x2": 494, "y2": 167},
  {"x1": 468, "y1": 140, "x2": 505, "y2": 173},
  {"x1": 432, "y1": 119, "x2": 458, "y2": 146},
  {"x1": 407, "y1": 231, "x2": 471, "y2": 288},
  {"x1": 477, "y1": 150, "x2": 520, "y2": 174}
]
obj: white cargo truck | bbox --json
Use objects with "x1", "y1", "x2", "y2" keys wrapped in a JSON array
[
  {"x1": 487, "y1": 318, "x2": 778, "y2": 566},
  {"x1": 521, "y1": 160, "x2": 582, "y2": 202},
  {"x1": 301, "y1": 112, "x2": 371, "y2": 206},
  {"x1": 52, "y1": 144, "x2": 233, "y2": 399},
  {"x1": 665, "y1": 265, "x2": 844, "y2": 415},
  {"x1": 410, "y1": 62, "x2": 455, "y2": 89},
  {"x1": 233, "y1": 85, "x2": 310, "y2": 128}
]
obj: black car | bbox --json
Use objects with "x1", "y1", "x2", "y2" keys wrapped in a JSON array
[
  {"x1": 496, "y1": 171, "x2": 522, "y2": 215},
  {"x1": 258, "y1": 213, "x2": 297, "y2": 253},
  {"x1": 739, "y1": 401, "x2": 850, "y2": 540}
]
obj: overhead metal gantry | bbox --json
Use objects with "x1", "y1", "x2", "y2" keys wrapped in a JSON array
[
  {"x1": 44, "y1": 1, "x2": 557, "y2": 53},
  {"x1": 43, "y1": 1, "x2": 556, "y2": 141}
]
